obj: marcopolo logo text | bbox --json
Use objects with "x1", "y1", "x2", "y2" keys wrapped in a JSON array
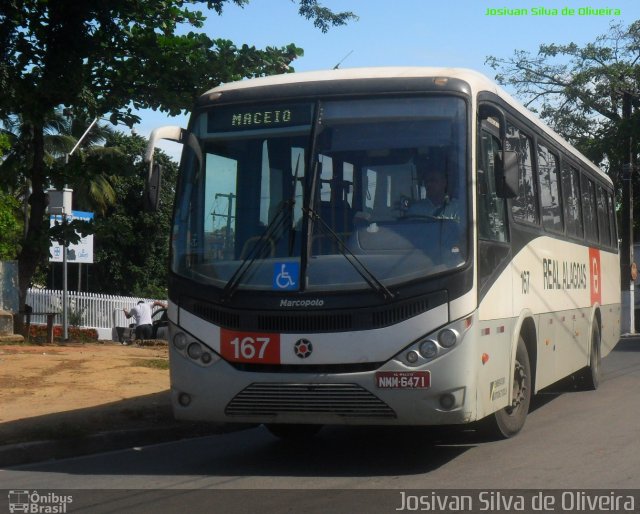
[{"x1": 279, "y1": 298, "x2": 324, "y2": 308}]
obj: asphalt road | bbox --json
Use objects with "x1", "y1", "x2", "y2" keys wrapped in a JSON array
[{"x1": 1, "y1": 337, "x2": 639, "y2": 513}]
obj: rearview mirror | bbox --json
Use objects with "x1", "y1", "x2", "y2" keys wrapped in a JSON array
[
  {"x1": 478, "y1": 103, "x2": 519, "y2": 199},
  {"x1": 144, "y1": 162, "x2": 162, "y2": 211},
  {"x1": 143, "y1": 126, "x2": 187, "y2": 212},
  {"x1": 496, "y1": 150, "x2": 519, "y2": 198}
]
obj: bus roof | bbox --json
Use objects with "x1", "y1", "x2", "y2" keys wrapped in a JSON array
[{"x1": 203, "y1": 67, "x2": 609, "y2": 185}]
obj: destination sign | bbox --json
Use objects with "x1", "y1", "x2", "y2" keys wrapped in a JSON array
[{"x1": 208, "y1": 103, "x2": 313, "y2": 132}]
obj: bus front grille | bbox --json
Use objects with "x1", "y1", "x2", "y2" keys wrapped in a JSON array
[{"x1": 225, "y1": 383, "x2": 397, "y2": 419}]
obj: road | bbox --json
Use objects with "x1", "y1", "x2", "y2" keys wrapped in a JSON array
[{"x1": 1, "y1": 338, "x2": 639, "y2": 513}]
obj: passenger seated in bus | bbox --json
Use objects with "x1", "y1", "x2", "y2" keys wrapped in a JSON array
[{"x1": 407, "y1": 167, "x2": 460, "y2": 220}]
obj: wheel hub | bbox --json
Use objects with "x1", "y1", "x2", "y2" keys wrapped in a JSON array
[{"x1": 507, "y1": 361, "x2": 527, "y2": 414}]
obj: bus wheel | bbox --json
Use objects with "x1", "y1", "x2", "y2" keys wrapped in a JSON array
[
  {"x1": 576, "y1": 320, "x2": 601, "y2": 390},
  {"x1": 265, "y1": 423, "x2": 322, "y2": 440},
  {"x1": 482, "y1": 336, "x2": 532, "y2": 439}
]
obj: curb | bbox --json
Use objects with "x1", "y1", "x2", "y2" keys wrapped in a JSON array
[
  {"x1": 0, "y1": 422, "x2": 253, "y2": 468},
  {"x1": 0, "y1": 425, "x2": 203, "y2": 468}
]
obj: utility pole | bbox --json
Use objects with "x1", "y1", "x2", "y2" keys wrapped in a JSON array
[
  {"x1": 214, "y1": 193, "x2": 236, "y2": 257},
  {"x1": 47, "y1": 188, "x2": 72, "y2": 340},
  {"x1": 621, "y1": 91, "x2": 635, "y2": 333}
]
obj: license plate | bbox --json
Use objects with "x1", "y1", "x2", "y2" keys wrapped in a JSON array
[{"x1": 375, "y1": 371, "x2": 430, "y2": 389}]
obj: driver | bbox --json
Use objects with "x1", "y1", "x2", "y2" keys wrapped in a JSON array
[{"x1": 407, "y1": 167, "x2": 459, "y2": 220}]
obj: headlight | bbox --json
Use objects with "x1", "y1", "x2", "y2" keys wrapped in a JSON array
[
  {"x1": 438, "y1": 328, "x2": 458, "y2": 348},
  {"x1": 419, "y1": 340, "x2": 438, "y2": 359},
  {"x1": 406, "y1": 350, "x2": 419, "y2": 363},
  {"x1": 187, "y1": 342, "x2": 204, "y2": 360},
  {"x1": 173, "y1": 332, "x2": 188, "y2": 350}
]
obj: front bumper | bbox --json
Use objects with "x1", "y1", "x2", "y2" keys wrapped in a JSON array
[{"x1": 169, "y1": 343, "x2": 477, "y2": 426}]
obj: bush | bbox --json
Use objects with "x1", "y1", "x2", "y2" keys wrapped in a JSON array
[{"x1": 28, "y1": 324, "x2": 99, "y2": 343}]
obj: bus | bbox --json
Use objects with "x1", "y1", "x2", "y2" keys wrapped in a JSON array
[{"x1": 145, "y1": 67, "x2": 620, "y2": 439}]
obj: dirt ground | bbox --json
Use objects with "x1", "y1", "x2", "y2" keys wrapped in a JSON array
[{"x1": 0, "y1": 342, "x2": 175, "y2": 445}]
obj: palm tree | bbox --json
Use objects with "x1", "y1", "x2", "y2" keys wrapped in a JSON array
[
  {"x1": 62, "y1": 115, "x2": 122, "y2": 215},
  {"x1": 1, "y1": 110, "x2": 74, "y2": 241},
  {"x1": 1, "y1": 110, "x2": 122, "y2": 219}
]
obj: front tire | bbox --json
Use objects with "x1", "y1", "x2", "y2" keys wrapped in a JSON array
[{"x1": 481, "y1": 335, "x2": 532, "y2": 439}]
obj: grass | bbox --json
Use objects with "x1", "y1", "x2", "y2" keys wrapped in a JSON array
[
  {"x1": 0, "y1": 340, "x2": 31, "y2": 346},
  {"x1": 133, "y1": 358, "x2": 169, "y2": 370}
]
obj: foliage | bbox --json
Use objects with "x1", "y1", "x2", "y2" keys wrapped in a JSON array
[
  {"x1": 0, "y1": 191, "x2": 21, "y2": 260},
  {"x1": 0, "y1": 132, "x2": 9, "y2": 156},
  {"x1": 27, "y1": 324, "x2": 99, "y2": 343},
  {"x1": 89, "y1": 132, "x2": 178, "y2": 297},
  {"x1": 68, "y1": 306, "x2": 85, "y2": 328},
  {"x1": 134, "y1": 359, "x2": 170, "y2": 370},
  {"x1": 0, "y1": 1, "x2": 354, "y2": 126},
  {"x1": 486, "y1": 20, "x2": 640, "y2": 192}
]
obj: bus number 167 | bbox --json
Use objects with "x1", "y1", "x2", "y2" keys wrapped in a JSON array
[
  {"x1": 229, "y1": 336, "x2": 270, "y2": 360},
  {"x1": 220, "y1": 329, "x2": 281, "y2": 364}
]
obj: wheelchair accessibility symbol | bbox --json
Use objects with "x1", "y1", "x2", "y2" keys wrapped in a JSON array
[{"x1": 273, "y1": 262, "x2": 299, "y2": 290}]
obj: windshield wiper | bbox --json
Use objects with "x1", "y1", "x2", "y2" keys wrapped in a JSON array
[
  {"x1": 219, "y1": 198, "x2": 293, "y2": 302},
  {"x1": 220, "y1": 156, "x2": 302, "y2": 302},
  {"x1": 305, "y1": 206, "x2": 395, "y2": 301}
]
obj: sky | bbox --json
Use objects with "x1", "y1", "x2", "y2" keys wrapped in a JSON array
[{"x1": 135, "y1": 0, "x2": 640, "y2": 159}]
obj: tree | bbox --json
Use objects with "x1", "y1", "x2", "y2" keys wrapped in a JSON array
[
  {"x1": 0, "y1": 0, "x2": 355, "y2": 331},
  {"x1": 0, "y1": 110, "x2": 118, "y2": 283},
  {"x1": 89, "y1": 132, "x2": 177, "y2": 298},
  {"x1": 0, "y1": 132, "x2": 9, "y2": 156},
  {"x1": 53, "y1": 116, "x2": 121, "y2": 216},
  {"x1": 485, "y1": 20, "x2": 640, "y2": 191},
  {"x1": 0, "y1": 132, "x2": 21, "y2": 260},
  {"x1": 0, "y1": 192, "x2": 21, "y2": 261}
]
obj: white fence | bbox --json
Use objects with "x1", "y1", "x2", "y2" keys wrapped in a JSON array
[{"x1": 26, "y1": 288, "x2": 166, "y2": 340}]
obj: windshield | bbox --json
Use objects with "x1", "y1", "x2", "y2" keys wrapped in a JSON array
[{"x1": 172, "y1": 96, "x2": 468, "y2": 293}]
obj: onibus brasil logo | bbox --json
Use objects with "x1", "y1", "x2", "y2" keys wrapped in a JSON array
[{"x1": 8, "y1": 490, "x2": 73, "y2": 513}]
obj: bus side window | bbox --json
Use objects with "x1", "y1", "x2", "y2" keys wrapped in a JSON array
[
  {"x1": 538, "y1": 143, "x2": 563, "y2": 233},
  {"x1": 608, "y1": 191, "x2": 617, "y2": 248},
  {"x1": 596, "y1": 185, "x2": 611, "y2": 248},
  {"x1": 506, "y1": 123, "x2": 539, "y2": 224},
  {"x1": 478, "y1": 129, "x2": 508, "y2": 242},
  {"x1": 580, "y1": 173, "x2": 598, "y2": 243},
  {"x1": 561, "y1": 164, "x2": 583, "y2": 239},
  {"x1": 478, "y1": 126, "x2": 510, "y2": 292}
]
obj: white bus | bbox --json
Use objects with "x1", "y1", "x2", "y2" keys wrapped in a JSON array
[{"x1": 145, "y1": 68, "x2": 620, "y2": 438}]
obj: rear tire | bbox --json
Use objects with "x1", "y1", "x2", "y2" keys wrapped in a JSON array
[
  {"x1": 576, "y1": 320, "x2": 601, "y2": 390},
  {"x1": 480, "y1": 335, "x2": 531, "y2": 439},
  {"x1": 265, "y1": 423, "x2": 322, "y2": 440}
]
